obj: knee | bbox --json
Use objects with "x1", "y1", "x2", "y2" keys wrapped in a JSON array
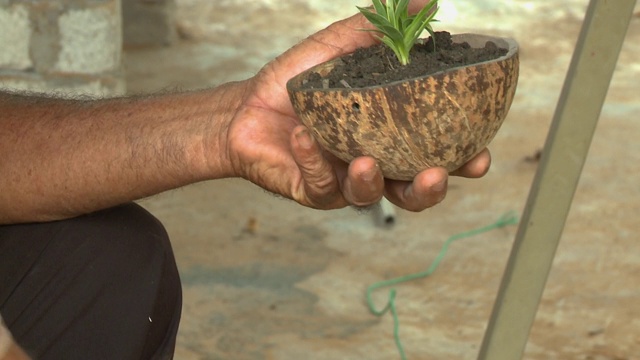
[
  {"x1": 69, "y1": 203, "x2": 181, "y2": 295},
  {"x1": 2, "y1": 203, "x2": 182, "y2": 359}
]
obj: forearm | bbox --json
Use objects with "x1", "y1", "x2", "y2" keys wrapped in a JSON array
[{"x1": 0, "y1": 82, "x2": 246, "y2": 223}]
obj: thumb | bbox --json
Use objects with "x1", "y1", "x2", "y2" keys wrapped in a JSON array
[
  {"x1": 269, "y1": 12, "x2": 379, "y2": 85},
  {"x1": 290, "y1": 126, "x2": 346, "y2": 209}
]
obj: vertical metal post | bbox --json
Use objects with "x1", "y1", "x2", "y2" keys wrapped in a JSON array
[{"x1": 477, "y1": 1, "x2": 636, "y2": 359}]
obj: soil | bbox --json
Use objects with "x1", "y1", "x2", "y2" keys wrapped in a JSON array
[{"x1": 302, "y1": 31, "x2": 508, "y2": 89}]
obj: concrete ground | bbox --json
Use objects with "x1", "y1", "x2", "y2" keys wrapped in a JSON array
[{"x1": 124, "y1": 1, "x2": 640, "y2": 359}]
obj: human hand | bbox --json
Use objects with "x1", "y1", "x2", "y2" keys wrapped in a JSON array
[{"x1": 225, "y1": 10, "x2": 490, "y2": 212}]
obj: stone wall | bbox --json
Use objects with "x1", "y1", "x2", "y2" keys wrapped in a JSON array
[
  {"x1": 0, "y1": 0, "x2": 176, "y2": 98},
  {"x1": 0, "y1": 0, "x2": 124, "y2": 97}
]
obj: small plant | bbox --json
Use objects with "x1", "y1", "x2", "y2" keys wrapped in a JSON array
[{"x1": 357, "y1": 0, "x2": 439, "y2": 66}]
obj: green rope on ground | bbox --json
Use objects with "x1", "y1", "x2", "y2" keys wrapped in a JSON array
[{"x1": 366, "y1": 211, "x2": 519, "y2": 360}]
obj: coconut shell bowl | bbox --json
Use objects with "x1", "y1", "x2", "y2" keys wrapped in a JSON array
[{"x1": 286, "y1": 33, "x2": 519, "y2": 181}]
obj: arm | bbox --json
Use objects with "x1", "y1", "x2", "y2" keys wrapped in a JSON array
[
  {"x1": 0, "y1": 83, "x2": 245, "y2": 223},
  {"x1": 0, "y1": 10, "x2": 490, "y2": 225}
]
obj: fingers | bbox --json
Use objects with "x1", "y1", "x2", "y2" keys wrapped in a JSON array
[
  {"x1": 383, "y1": 149, "x2": 492, "y2": 211},
  {"x1": 384, "y1": 167, "x2": 449, "y2": 212},
  {"x1": 451, "y1": 149, "x2": 492, "y2": 178},
  {"x1": 290, "y1": 126, "x2": 346, "y2": 209},
  {"x1": 268, "y1": 12, "x2": 379, "y2": 84},
  {"x1": 342, "y1": 156, "x2": 385, "y2": 207},
  {"x1": 304, "y1": 12, "x2": 379, "y2": 58},
  {"x1": 291, "y1": 124, "x2": 491, "y2": 211},
  {"x1": 290, "y1": 125, "x2": 385, "y2": 209}
]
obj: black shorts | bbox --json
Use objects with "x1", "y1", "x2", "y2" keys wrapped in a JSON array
[{"x1": 0, "y1": 203, "x2": 182, "y2": 360}]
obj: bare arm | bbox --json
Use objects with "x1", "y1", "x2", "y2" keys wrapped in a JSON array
[
  {"x1": 0, "y1": 83, "x2": 246, "y2": 223},
  {"x1": 0, "y1": 11, "x2": 491, "y2": 225}
]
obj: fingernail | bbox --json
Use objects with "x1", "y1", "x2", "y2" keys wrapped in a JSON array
[
  {"x1": 431, "y1": 177, "x2": 447, "y2": 192},
  {"x1": 295, "y1": 128, "x2": 314, "y2": 150},
  {"x1": 361, "y1": 165, "x2": 378, "y2": 182}
]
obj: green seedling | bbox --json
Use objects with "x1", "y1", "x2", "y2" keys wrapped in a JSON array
[{"x1": 357, "y1": 0, "x2": 439, "y2": 65}]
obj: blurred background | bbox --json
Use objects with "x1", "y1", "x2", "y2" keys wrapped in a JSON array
[{"x1": 1, "y1": 0, "x2": 639, "y2": 358}]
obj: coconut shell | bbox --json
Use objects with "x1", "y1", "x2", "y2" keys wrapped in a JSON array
[{"x1": 286, "y1": 34, "x2": 519, "y2": 181}]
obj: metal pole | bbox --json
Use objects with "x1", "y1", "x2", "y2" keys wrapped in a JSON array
[{"x1": 477, "y1": 1, "x2": 636, "y2": 359}]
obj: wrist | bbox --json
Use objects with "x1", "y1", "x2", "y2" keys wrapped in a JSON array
[{"x1": 200, "y1": 80, "x2": 251, "y2": 180}]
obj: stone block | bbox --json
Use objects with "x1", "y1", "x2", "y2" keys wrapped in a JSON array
[
  {"x1": 0, "y1": 4, "x2": 33, "y2": 70},
  {"x1": 54, "y1": 2, "x2": 122, "y2": 74},
  {"x1": 0, "y1": 0, "x2": 125, "y2": 97},
  {"x1": 122, "y1": 0, "x2": 177, "y2": 47}
]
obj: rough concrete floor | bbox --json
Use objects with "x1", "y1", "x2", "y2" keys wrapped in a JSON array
[{"x1": 124, "y1": 1, "x2": 640, "y2": 359}]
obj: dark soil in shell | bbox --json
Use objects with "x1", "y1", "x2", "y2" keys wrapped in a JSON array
[{"x1": 301, "y1": 31, "x2": 508, "y2": 89}]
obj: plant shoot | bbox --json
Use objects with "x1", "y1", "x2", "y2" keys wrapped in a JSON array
[{"x1": 357, "y1": 0, "x2": 439, "y2": 66}]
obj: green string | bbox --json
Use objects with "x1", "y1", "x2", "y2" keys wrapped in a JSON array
[{"x1": 366, "y1": 211, "x2": 519, "y2": 360}]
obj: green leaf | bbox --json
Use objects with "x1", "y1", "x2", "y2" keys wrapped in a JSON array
[
  {"x1": 380, "y1": 36, "x2": 399, "y2": 51},
  {"x1": 402, "y1": 15, "x2": 416, "y2": 30},
  {"x1": 358, "y1": 8, "x2": 393, "y2": 28},
  {"x1": 371, "y1": 0, "x2": 387, "y2": 18},
  {"x1": 404, "y1": 1, "x2": 438, "y2": 44},
  {"x1": 424, "y1": 26, "x2": 437, "y2": 51},
  {"x1": 386, "y1": 0, "x2": 397, "y2": 29},
  {"x1": 380, "y1": 36, "x2": 409, "y2": 65},
  {"x1": 380, "y1": 25, "x2": 405, "y2": 44},
  {"x1": 357, "y1": 0, "x2": 440, "y2": 65},
  {"x1": 396, "y1": 0, "x2": 411, "y2": 22},
  {"x1": 404, "y1": 1, "x2": 437, "y2": 33}
]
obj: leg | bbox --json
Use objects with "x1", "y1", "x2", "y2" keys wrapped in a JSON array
[{"x1": 0, "y1": 203, "x2": 182, "y2": 360}]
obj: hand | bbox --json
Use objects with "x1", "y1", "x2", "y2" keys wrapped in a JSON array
[{"x1": 225, "y1": 11, "x2": 490, "y2": 212}]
